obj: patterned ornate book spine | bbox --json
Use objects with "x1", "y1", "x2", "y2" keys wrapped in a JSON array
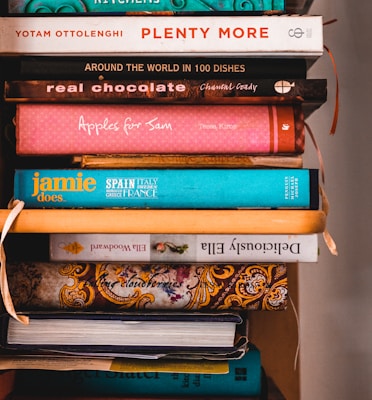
[
  {"x1": 8, "y1": 262, "x2": 288, "y2": 312},
  {"x1": 7, "y1": 0, "x2": 285, "y2": 13}
]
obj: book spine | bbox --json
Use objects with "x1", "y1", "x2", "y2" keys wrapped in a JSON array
[
  {"x1": 7, "y1": 0, "x2": 285, "y2": 13},
  {"x1": 12, "y1": 350, "x2": 262, "y2": 397},
  {"x1": 0, "y1": 209, "x2": 328, "y2": 234},
  {"x1": 0, "y1": 56, "x2": 308, "y2": 80},
  {"x1": 15, "y1": 104, "x2": 305, "y2": 155},
  {"x1": 8, "y1": 262, "x2": 288, "y2": 312},
  {"x1": 4, "y1": 78, "x2": 327, "y2": 105},
  {"x1": 0, "y1": 16, "x2": 324, "y2": 56},
  {"x1": 0, "y1": 396, "x2": 262, "y2": 400},
  {"x1": 13, "y1": 168, "x2": 319, "y2": 209},
  {"x1": 73, "y1": 154, "x2": 304, "y2": 169},
  {"x1": 49, "y1": 233, "x2": 318, "y2": 262}
]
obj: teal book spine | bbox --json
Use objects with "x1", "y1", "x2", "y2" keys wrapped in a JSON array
[
  {"x1": 13, "y1": 348, "x2": 261, "y2": 397},
  {"x1": 7, "y1": 0, "x2": 285, "y2": 14},
  {"x1": 13, "y1": 168, "x2": 319, "y2": 209}
]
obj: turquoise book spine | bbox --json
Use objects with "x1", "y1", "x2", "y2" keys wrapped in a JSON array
[
  {"x1": 13, "y1": 348, "x2": 262, "y2": 397},
  {"x1": 13, "y1": 168, "x2": 319, "y2": 209},
  {"x1": 7, "y1": 0, "x2": 285, "y2": 14}
]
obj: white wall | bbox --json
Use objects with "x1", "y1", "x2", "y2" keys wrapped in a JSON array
[{"x1": 300, "y1": 1, "x2": 372, "y2": 399}]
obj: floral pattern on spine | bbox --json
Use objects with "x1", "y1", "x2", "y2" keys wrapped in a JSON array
[
  {"x1": 9, "y1": 0, "x2": 283, "y2": 13},
  {"x1": 7, "y1": 262, "x2": 288, "y2": 312},
  {"x1": 20, "y1": 0, "x2": 87, "y2": 13}
]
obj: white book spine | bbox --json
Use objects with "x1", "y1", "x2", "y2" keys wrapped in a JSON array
[
  {"x1": 0, "y1": 16, "x2": 323, "y2": 56},
  {"x1": 49, "y1": 233, "x2": 319, "y2": 263}
]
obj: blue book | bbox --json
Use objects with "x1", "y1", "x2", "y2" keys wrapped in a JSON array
[
  {"x1": 13, "y1": 168, "x2": 319, "y2": 210},
  {"x1": 12, "y1": 346, "x2": 262, "y2": 397}
]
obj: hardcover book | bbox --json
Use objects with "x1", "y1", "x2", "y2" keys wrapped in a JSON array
[
  {"x1": 48, "y1": 233, "x2": 318, "y2": 262},
  {"x1": 11, "y1": 347, "x2": 262, "y2": 397},
  {"x1": 6, "y1": 0, "x2": 285, "y2": 13},
  {"x1": 0, "y1": 395, "x2": 263, "y2": 400},
  {"x1": 14, "y1": 104, "x2": 305, "y2": 155},
  {"x1": 0, "y1": 209, "x2": 328, "y2": 234},
  {"x1": 0, "y1": 15, "x2": 324, "y2": 57},
  {"x1": 73, "y1": 154, "x2": 304, "y2": 169},
  {"x1": 7, "y1": 262, "x2": 288, "y2": 312},
  {"x1": 4, "y1": 78, "x2": 327, "y2": 117},
  {"x1": 0, "y1": 312, "x2": 247, "y2": 357},
  {"x1": 13, "y1": 168, "x2": 319, "y2": 209},
  {"x1": 0, "y1": 56, "x2": 309, "y2": 80}
]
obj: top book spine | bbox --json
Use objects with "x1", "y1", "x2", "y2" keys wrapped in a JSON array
[
  {"x1": 5, "y1": 0, "x2": 285, "y2": 14},
  {"x1": 0, "y1": 15, "x2": 323, "y2": 57}
]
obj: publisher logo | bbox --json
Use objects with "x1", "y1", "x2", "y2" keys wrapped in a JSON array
[
  {"x1": 234, "y1": 368, "x2": 247, "y2": 381},
  {"x1": 288, "y1": 27, "x2": 306, "y2": 38},
  {"x1": 274, "y1": 80, "x2": 295, "y2": 94}
]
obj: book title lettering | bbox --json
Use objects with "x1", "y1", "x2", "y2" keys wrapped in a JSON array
[
  {"x1": 46, "y1": 82, "x2": 186, "y2": 93},
  {"x1": 86, "y1": 237, "x2": 302, "y2": 256},
  {"x1": 31, "y1": 172, "x2": 159, "y2": 203},
  {"x1": 32, "y1": 172, "x2": 96, "y2": 202},
  {"x1": 14, "y1": 26, "x2": 269, "y2": 40},
  {"x1": 71, "y1": 371, "x2": 160, "y2": 385},
  {"x1": 78, "y1": 115, "x2": 173, "y2": 136},
  {"x1": 44, "y1": 81, "x2": 258, "y2": 94},
  {"x1": 106, "y1": 177, "x2": 158, "y2": 199},
  {"x1": 83, "y1": 62, "x2": 246, "y2": 74},
  {"x1": 202, "y1": 238, "x2": 302, "y2": 255}
]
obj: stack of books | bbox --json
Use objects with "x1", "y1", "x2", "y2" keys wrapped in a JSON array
[{"x1": 0, "y1": 0, "x2": 327, "y2": 399}]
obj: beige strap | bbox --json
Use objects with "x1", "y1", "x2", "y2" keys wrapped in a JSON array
[{"x1": 0, "y1": 199, "x2": 29, "y2": 324}]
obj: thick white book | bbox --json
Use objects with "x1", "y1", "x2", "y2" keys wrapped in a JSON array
[
  {"x1": 49, "y1": 233, "x2": 319, "y2": 262},
  {"x1": 0, "y1": 15, "x2": 323, "y2": 57}
]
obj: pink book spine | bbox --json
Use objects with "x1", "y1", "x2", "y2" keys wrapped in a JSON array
[{"x1": 16, "y1": 103, "x2": 302, "y2": 155}]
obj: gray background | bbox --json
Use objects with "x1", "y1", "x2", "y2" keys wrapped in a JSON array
[{"x1": 300, "y1": 1, "x2": 372, "y2": 398}]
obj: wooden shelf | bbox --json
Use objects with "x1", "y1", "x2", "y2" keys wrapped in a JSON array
[{"x1": 0, "y1": 209, "x2": 326, "y2": 234}]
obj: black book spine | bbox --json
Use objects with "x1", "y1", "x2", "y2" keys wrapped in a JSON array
[{"x1": 0, "y1": 56, "x2": 308, "y2": 80}]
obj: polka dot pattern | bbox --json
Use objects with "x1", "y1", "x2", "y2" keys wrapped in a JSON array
[{"x1": 16, "y1": 104, "x2": 292, "y2": 155}]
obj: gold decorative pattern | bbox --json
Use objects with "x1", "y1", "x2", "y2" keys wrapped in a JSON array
[{"x1": 59, "y1": 263, "x2": 95, "y2": 308}]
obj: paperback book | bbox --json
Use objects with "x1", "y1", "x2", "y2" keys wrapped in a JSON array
[
  {"x1": 0, "y1": 353, "x2": 232, "y2": 372},
  {"x1": 13, "y1": 168, "x2": 319, "y2": 209},
  {"x1": 0, "y1": 312, "x2": 247, "y2": 359},
  {"x1": 0, "y1": 15, "x2": 324, "y2": 57},
  {"x1": 0, "y1": 56, "x2": 309, "y2": 80},
  {"x1": 7, "y1": 262, "x2": 288, "y2": 312},
  {"x1": 14, "y1": 104, "x2": 305, "y2": 155},
  {"x1": 5, "y1": 0, "x2": 285, "y2": 13},
  {"x1": 4, "y1": 78, "x2": 327, "y2": 117},
  {"x1": 48, "y1": 233, "x2": 318, "y2": 262},
  {"x1": 10, "y1": 347, "x2": 262, "y2": 397}
]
